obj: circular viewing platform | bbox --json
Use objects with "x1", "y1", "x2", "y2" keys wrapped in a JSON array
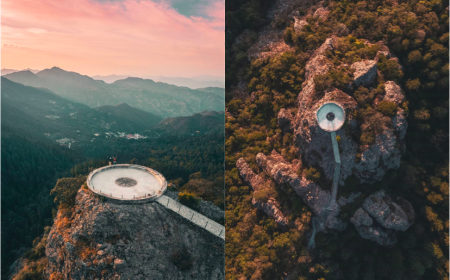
[
  {"x1": 316, "y1": 102, "x2": 345, "y2": 132},
  {"x1": 87, "y1": 164, "x2": 167, "y2": 203}
]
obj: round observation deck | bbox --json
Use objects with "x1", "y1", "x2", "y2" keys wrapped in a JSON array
[
  {"x1": 87, "y1": 164, "x2": 167, "y2": 202},
  {"x1": 316, "y1": 102, "x2": 345, "y2": 132}
]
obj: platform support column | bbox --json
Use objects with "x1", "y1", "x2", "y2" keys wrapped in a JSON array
[{"x1": 329, "y1": 131, "x2": 341, "y2": 208}]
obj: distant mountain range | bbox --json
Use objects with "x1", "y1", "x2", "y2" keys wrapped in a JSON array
[
  {"x1": 2, "y1": 69, "x2": 224, "y2": 89},
  {"x1": 4, "y1": 67, "x2": 224, "y2": 118},
  {"x1": 1, "y1": 77, "x2": 223, "y2": 148},
  {"x1": 92, "y1": 74, "x2": 225, "y2": 89},
  {"x1": 156, "y1": 111, "x2": 224, "y2": 135},
  {"x1": 1, "y1": 68, "x2": 40, "y2": 75}
]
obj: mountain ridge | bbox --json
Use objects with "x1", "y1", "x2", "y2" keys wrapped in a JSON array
[{"x1": 4, "y1": 67, "x2": 224, "y2": 118}]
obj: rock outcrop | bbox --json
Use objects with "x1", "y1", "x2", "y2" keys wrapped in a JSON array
[
  {"x1": 383, "y1": 81, "x2": 405, "y2": 105},
  {"x1": 294, "y1": 18, "x2": 308, "y2": 32},
  {"x1": 45, "y1": 189, "x2": 224, "y2": 280},
  {"x1": 351, "y1": 190, "x2": 414, "y2": 246},
  {"x1": 237, "y1": 151, "x2": 347, "y2": 232},
  {"x1": 351, "y1": 60, "x2": 378, "y2": 87},
  {"x1": 277, "y1": 108, "x2": 294, "y2": 133},
  {"x1": 294, "y1": 6, "x2": 329, "y2": 33},
  {"x1": 361, "y1": 190, "x2": 414, "y2": 231},
  {"x1": 392, "y1": 108, "x2": 408, "y2": 141},
  {"x1": 236, "y1": 158, "x2": 289, "y2": 226},
  {"x1": 280, "y1": 37, "x2": 407, "y2": 185},
  {"x1": 353, "y1": 128, "x2": 401, "y2": 182}
]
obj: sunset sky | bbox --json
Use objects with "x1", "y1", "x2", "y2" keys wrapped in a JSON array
[{"x1": 1, "y1": 0, "x2": 224, "y2": 77}]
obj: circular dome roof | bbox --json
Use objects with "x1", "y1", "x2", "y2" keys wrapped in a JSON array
[
  {"x1": 316, "y1": 102, "x2": 345, "y2": 132},
  {"x1": 87, "y1": 164, "x2": 167, "y2": 202}
]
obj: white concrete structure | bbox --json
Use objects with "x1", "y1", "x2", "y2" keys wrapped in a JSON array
[
  {"x1": 316, "y1": 102, "x2": 345, "y2": 132},
  {"x1": 316, "y1": 102, "x2": 344, "y2": 209},
  {"x1": 157, "y1": 195, "x2": 225, "y2": 240},
  {"x1": 87, "y1": 164, "x2": 167, "y2": 202}
]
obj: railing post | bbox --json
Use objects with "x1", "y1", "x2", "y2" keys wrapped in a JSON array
[
  {"x1": 219, "y1": 228, "x2": 223, "y2": 237},
  {"x1": 205, "y1": 221, "x2": 208, "y2": 228},
  {"x1": 191, "y1": 213, "x2": 194, "y2": 220}
]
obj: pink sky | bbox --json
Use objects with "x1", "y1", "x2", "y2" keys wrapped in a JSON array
[{"x1": 1, "y1": 0, "x2": 224, "y2": 77}]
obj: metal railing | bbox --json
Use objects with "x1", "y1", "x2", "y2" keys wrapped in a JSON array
[{"x1": 156, "y1": 195, "x2": 225, "y2": 240}]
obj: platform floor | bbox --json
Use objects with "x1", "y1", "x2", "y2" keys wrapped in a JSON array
[{"x1": 90, "y1": 167, "x2": 162, "y2": 199}]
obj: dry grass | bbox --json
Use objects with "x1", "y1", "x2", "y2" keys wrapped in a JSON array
[{"x1": 50, "y1": 272, "x2": 64, "y2": 280}]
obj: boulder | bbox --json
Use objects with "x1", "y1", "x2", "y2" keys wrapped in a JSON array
[
  {"x1": 252, "y1": 198, "x2": 289, "y2": 226},
  {"x1": 362, "y1": 190, "x2": 413, "y2": 231},
  {"x1": 351, "y1": 190, "x2": 414, "y2": 246},
  {"x1": 351, "y1": 60, "x2": 378, "y2": 87},
  {"x1": 294, "y1": 18, "x2": 308, "y2": 32},
  {"x1": 383, "y1": 81, "x2": 404, "y2": 105},
  {"x1": 353, "y1": 129, "x2": 401, "y2": 183},
  {"x1": 350, "y1": 208, "x2": 373, "y2": 227}
]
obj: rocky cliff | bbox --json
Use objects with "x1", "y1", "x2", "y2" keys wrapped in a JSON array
[{"x1": 44, "y1": 188, "x2": 224, "y2": 280}]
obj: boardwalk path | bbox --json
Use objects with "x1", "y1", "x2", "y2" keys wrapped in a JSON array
[{"x1": 156, "y1": 195, "x2": 225, "y2": 240}]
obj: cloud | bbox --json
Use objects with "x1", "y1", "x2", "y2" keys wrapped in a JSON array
[{"x1": 1, "y1": 0, "x2": 224, "y2": 77}]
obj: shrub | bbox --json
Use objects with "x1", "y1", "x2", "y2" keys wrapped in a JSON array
[
  {"x1": 253, "y1": 187, "x2": 271, "y2": 203},
  {"x1": 227, "y1": 99, "x2": 243, "y2": 114},
  {"x1": 354, "y1": 86, "x2": 374, "y2": 106},
  {"x1": 305, "y1": 167, "x2": 321, "y2": 182},
  {"x1": 408, "y1": 50, "x2": 422, "y2": 64},
  {"x1": 178, "y1": 192, "x2": 200, "y2": 209},
  {"x1": 360, "y1": 131, "x2": 375, "y2": 145},
  {"x1": 50, "y1": 176, "x2": 86, "y2": 209},
  {"x1": 377, "y1": 55, "x2": 404, "y2": 81},
  {"x1": 314, "y1": 69, "x2": 351, "y2": 93},
  {"x1": 283, "y1": 27, "x2": 295, "y2": 44},
  {"x1": 406, "y1": 79, "x2": 421, "y2": 91},
  {"x1": 414, "y1": 109, "x2": 431, "y2": 120},
  {"x1": 427, "y1": 192, "x2": 444, "y2": 205},
  {"x1": 377, "y1": 101, "x2": 397, "y2": 117}
]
